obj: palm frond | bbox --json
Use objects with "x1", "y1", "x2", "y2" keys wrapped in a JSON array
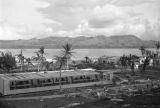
[{"x1": 61, "y1": 43, "x2": 74, "y2": 57}]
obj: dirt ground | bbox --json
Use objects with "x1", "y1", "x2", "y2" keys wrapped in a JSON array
[
  {"x1": 0, "y1": 96, "x2": 92, "y2": 108},
  {"x1": 73, "y1": 88, "x2": 160, "y2": 108}
]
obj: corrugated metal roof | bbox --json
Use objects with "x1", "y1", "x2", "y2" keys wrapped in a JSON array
[{"x1": 0, "y1": 69, "x2": 100, "y2": 81}]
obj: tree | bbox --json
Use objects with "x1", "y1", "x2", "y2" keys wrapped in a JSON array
[
  {"x1": 61, "y1": 43, "x2": 74, "y2": 70},
  {"x1": 0, "y1": 52, "x2": 5, "y2": 70},
  {"x1": 155, "y1": 41, "x2": 160, "y2": 56},
  {"x1": 139, "y1": 46, "x2": 146, "y2": 57},
  {"x1": 0, "y1": 52, "x2": 16, "y2": 72},
  {"x1": 141, "y1": 56, "x2": 150, "y2": 73},
  {"x1": 42, "y1": 61, "x2": 50, "y2": 71},
  {"x1": 55, "y1": 56, "x2": 66, "y2": 92},
  {"x1": 145, "y1": 50, "x2": 152, "y2": 57},
  {"x1": 129, "y1": 55, "x2": 138, "y2": 75}
]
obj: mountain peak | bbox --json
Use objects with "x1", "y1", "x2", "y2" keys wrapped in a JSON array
[{"x1": 110, "y1": 35, "x2": 141, "y2": 39}]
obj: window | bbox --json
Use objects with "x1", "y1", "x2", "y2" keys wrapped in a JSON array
[
  {"x1": 107, "y1": 74, "x2": 110, "y2": 80},
  {"x1": 48, "y1": 79, "x2": 51, "y2": 82},
  {"x1": 55, "y1": 78, "x2": 59, "y2": 82},
  {"x1": 61, "y1": 78, "x2": 65, "y2": 81},
  {"x1": 80, "y1": 76, "x2": 83, "y2": 79},
  {"x1": 10, "y1": 81, "x2": 15, "y2": 90},
  {"x1": 53, "y1": 78, "x2": 59, "y2": 85}
]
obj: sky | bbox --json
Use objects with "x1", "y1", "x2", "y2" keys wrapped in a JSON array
[{"x1": 0, "y1": 0, "x2": 160, "y2": 40}]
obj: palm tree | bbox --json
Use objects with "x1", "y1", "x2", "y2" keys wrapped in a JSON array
[
  {"x1": 33, "y1": 47, "x2": 46, "y2": 72},
  {"x1": 84, "y1": 56, "x2": 90, "y2": 63},
  {"x1": 61, "y1": 43, "x2": 74, "y2": 70},
  {"x1": 38, "y1": 46, "x2": 45, "y2": 60},
  {"x1": 25, "y1": 57, "x2": 34, "y2": 71},
  {"x1": 15, "y1": 49, "x2": 25, "y2": 71},
  {"x1": 139, "y1": 46, "x2": 146, "y2": 57},
  {"x1": 31, "y1": 52, "x2": 40, "y2": 71}
]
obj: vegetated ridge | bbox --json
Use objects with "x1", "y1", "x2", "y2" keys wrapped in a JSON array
[{"x1": 0, "y1": 35, "x2": 156, "y2": 49}]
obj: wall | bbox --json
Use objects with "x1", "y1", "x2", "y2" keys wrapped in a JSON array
[
  {"x1": 0, "y1": 78, "x2": 4, "y2": 95},
  {"x1": 4, "y1": 80, "x2": 112, "y2": 95}
]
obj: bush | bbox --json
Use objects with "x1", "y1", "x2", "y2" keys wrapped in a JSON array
[{"x1": 0, "y1": 52, "x2": 16, "y2": 73}]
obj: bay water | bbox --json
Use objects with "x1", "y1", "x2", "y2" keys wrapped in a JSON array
[{"x1": 0, "y1": 48, "x2": 146, "y2": 60}]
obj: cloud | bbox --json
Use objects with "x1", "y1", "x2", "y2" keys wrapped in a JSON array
[
  {"x1": 88, "y1": 5, "x2": 127, "y2": 28},
  {"x1": 112, "y1": 0, "x2": 155, "y2": 6},
  {"x1": 66, "y1": 4, "x2": 146, "y2": 37},
  {"x1": 0, "y1": 0, "x2": 61, "y2": 40},
  {"x1": 0, "y1": 0, "x2": 160, "y2": 40},
  {"x1": 141, "y1": 18, "x2": 160, "y2": 40}
]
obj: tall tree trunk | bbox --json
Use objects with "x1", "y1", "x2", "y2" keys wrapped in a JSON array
[
  {"x1": 66, "y1": 58, "x2": 68, "y2": 70},
  {"x1": 38, "y1": 61, "x2": 40, "y2": 72},
  {"x1": 27, "y1": 63, "x2": 30, "y2": 71},
  {"x1": 41, "y1": 54, "x2": 43, "y2": 71},
  {"x1": 59, "y1": 69, "x2": 62, "y2": 92},
  {"x1": 21, "y1": 60, "x2": 23, "y2": 71},
  {"x1": 20, "y1": 49, "x2": 23, "y2": 72}
]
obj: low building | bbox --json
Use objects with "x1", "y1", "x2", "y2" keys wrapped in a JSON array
[{"x1": 0, "y1": 69, "x2": 113, "y2": 95}]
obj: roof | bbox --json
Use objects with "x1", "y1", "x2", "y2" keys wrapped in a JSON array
[
  {"x1": 96, "y1": 69, "x2": 118, "y2": 73},
  {"x1": 0, "y1": 69, "x2": 99, "y2": 81}
]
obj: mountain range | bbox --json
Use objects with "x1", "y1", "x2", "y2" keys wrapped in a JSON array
[{"x1": 0, "y1": 35, "x2": 157, "y2": 49}]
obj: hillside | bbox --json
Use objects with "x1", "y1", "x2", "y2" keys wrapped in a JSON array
[{"x1": 0, "y1": 35, "x2": 156, "y2": 49}]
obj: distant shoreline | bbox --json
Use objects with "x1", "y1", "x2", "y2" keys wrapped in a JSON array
[{"x1": 0, "y1": 47, "x2": 155, "y2": 49}]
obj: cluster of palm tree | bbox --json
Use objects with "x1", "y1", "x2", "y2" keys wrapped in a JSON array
[
  {"x1": 137, "y1": 41, "x2": 160, "y2": 73},
  {"x1": 15, "y1": 49, "x2": 35, "y2": 72},
  {"x1": 119, "y1": 54, "x2": 139, "y2": 74},
  {"x1": 2, "y1": 43, "x2": 74, "y2": 73},
  {"x1": 14, "y1": 47, "x2": 49, "y2": 72},
  {"x1": 119, "y1": 55, "x2": 130, "y2": 68}
]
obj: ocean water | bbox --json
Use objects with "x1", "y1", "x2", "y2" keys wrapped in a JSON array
[{"x1": 0, "y1": 48, "x2": 146, "y2": 60}]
